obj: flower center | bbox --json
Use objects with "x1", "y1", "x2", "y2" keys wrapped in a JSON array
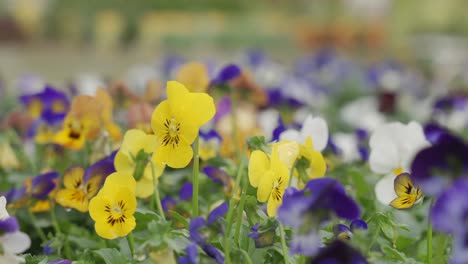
[
  {"x1": 162, "y1": 118, "x2": 181, "y2": 148},
  {"x1": 68, "y1": 120, "x2": 83, "y2": 139},
  {"x1": 104, "y1": 200, "x2": 127, "y2": 226},
  {"x1": 52, "y1": 101, "x2": 66, "y2": 113}
]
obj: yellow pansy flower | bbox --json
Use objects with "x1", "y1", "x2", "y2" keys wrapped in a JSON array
[
  {"x1": 55, "y1": 166, "x2": 102, "y2": 212},
  {"x1": 89, "y1": 172, "x2": 137, "y2": 239},
  {"x1": 0, "y1": 141, "x2": 20, "y2": 170},
  {"x1": 248, "y1": 146, "x2": 290, "y2": 217},
  {"x1": 176, "y1": 62, "x2": 210, "y2": 93},
  {"x1": 114, "y1": 129, "x2": 165, "y2": 198},
  {"x1": 54, "y1": 95, "x2": 103, "y2": 150},
  {"x1": 390, "y1": 173, "x2": 423, "y2": 209},
  {"x1": 151, "y1": 81, "x2": 215, "y2": 168}
]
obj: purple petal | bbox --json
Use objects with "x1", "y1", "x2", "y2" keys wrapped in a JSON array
[
  {"x1": 31, "y1": 171, "x2": 59, "y2": 199},
  {"x1": 189, "y1": 217, "x2": 207, "y2": 244},
  {"x1": 216, "y1": 64, "x2": 241, "y2": 83},
  {"x1": 0, "y1": 217, "x2": 19, "y2": 233},
  {"x1": 207, "y1": 202, "x2": 228, "y2": 225},
  {"x1": 179, "y1": 183, "x2": 193, "y2": 201},
  {"x1": 350, "y1": 219, "x2": 368, "y2": 231}
]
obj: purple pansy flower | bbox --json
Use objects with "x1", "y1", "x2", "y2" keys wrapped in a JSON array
[
  {"x1": 0, "y1": 216, "x2": 19, "y2": 234},
  {"x1": 333, "y1": 219, "x2": 368, "y2": 240},
  {"x1": 411, "y1": 132, "x2": 468, "y2": 196},
  {"x1": 278, "y1": 178, "x2": 360, "y2": 256},
  {"x1": 308, "y1": 240, "x2": 368, "y2": 264}
]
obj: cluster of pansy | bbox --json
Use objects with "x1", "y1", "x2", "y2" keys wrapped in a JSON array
[{"x1": 1, "y1": 49, "x2": 468, "y2": 264}]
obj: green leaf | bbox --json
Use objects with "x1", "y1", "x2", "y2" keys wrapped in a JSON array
[{"x1": 93, "y1": 248, "x2": 129, "y2": 264}]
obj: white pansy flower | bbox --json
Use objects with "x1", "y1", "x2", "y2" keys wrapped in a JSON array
[
  {"x1": 279, "y1": 115, "x2": 328, "y2": 152},
  {"x1": 369, "y1": 122, "x2": 430, "y2": 205}
]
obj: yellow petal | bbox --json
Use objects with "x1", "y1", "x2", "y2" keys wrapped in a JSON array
[
  {"x1": 56, "y1": 189, "x2": 88, "y2": 212},
  {"x1": 114, "y1": 151, "x2": 134, "y2": 175},
  {"x1": 99, "y1": 172, "x2": 136, "y2": 196},
  {"x1": 166, "y1": 81, "x2": 215, "y2": 127},
  {"x1": 257, "y1": 171, "x2": 275, "y2": 203},
  {"x1": 89, "y1": 195, "x2": 112, "y2": 221},
  {"x1": 86, "y1": 175, "x2": 103, "y2": 198},
  {"x1": 95, "y1": 220, "x2": 118, "y2": 239},
  {"x1": 176, "y1": 62, "x2": 210, "y2": 93},
  {"x1": 274, "y1": 140, "x2": 299, "y2": 169},
  {"x1": 63, "y1": 166, "x2": 85, "y2": 189},
  {"x1": 308, "y1": 151, "x2": 327, "y2": 179},
  {"x1": 248, "y1": 150, "x2": 270, "y2": 188},
  {"x1": 121, "y1": 129, "x2": 158, "y2": 156},
  {"x1": 393, "y1": 173, "x2": 415, "y2": 197},
  {"x1": 188, "y1": 92, "x2": 216, "y2": 127},
  {"x1": 136, "y1": 178, "x2": 154, "y2": 198},
  {"x1": 154, "y1": 142, "x2": 193, "y2": 169},
  {"x1": 143, "y1": 156, "x2": 165, "y2": 181},
  {"x1": 267, "y1": 194, "x2": 281, "y2": 217},
  {"x1": 390, "y1": 195, "x2": 417, "y2": 209}
]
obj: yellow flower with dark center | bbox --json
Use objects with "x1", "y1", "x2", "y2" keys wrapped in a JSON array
[
  {"x1": 151, "y1": 81, "x2": 215, "y2": 168},
  {"x1": 390, "y1": 173, "x2": 423, "y2": 209},
  {"x1": 89, "y1": 172, "x2": 137, "y2": 239},
  {"x1": 248, "y1": 146, "x2": 290, "y2": 217},
  {"x1": 55, "y1": 166, "x2": 102, "y2": 212},
  {"x1": 54, "y1": 95, "x2": 103, "y2": 150},
  {"x1": 114, "y1": 129, "x2": 165, "y2": 198}
]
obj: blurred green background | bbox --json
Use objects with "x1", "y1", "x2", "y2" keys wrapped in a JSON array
[{"x1": 1, "y1": 0, "x2": 468, "y2": 87}]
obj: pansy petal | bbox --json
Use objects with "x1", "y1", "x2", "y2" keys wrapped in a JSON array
[
  {"x1": 279, "y1": 129, "x2": 301, "y2": 143},
  {"x1": 309, "y1": 151, "x2": 327, "y2": 179},
  {"x1": 375, "y1": 174, "x2": 398, "y2": 205},
  {"x1": 300, "y1": 115, "x2": 328, "y2": 152},
  {"x1": 155, "y1": 142, "x2": 193, "y2": 169},
  {"x1": 135, "y1": 178, "x2": 154, "y2": 198},
  {"x1": 257, "y1": 171, "x2": 275, "y2": 203},
  {"x1": 248, "y1": 150, "x2": 270, "y2": 188},
  {"x1": 3, "y1": 231, "x2": 31, "y2": 254},
  {"x1": 267, "y1": 194, "x2": 281, "y2": 217},
  {"x1": 393, "y1": 173, "x2": 415, "y2": 196},
  {"x1": 390, "y1": 195, "x2": 417, "y2": 209},
  {"x1": 63, "y1": 166, "x2": 85, "y2": 189}
]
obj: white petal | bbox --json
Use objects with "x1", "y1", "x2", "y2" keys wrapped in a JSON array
[
  {"x1": 0, "y1": 252, "x2": 24, "y2": 264},
  {"x1": 0, "y1": 196, "x2": 8, "y2": 220},
  {"x1": 2, "y1": 232, "x2": 31, "y2": 254},
  {"x1": 300, "y1": 115, "x2": 328, "y2": 152},
  {"x1": 333, "y1": 133, "x2": 359, "y2": 163},
  {"x1": 279, "y1": 129, "x2": 301, "y2": 142},
  {"x1": 369, "y1": 141, "x2": 400, "y2": 174},
  {"x1": 375, "y1": 174, "x2": 398, "y2": 205}
]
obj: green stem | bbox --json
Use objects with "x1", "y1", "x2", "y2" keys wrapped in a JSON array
[
  {"x1": 126, "y1": 232, "x2": 135, "y2": 258},
  {"x1": 49, "y1": 200, "x2": 72, "y2": 259},
  {"x1": 234, "y1": 171, "x2": 249, "y2": 243},
  {"x1": 49, "y1": 201, "x2": 61, "y2": 234},
  {"x1": 27, "y1": 209, "x2": 47, "y2": 242},
  {"x1": 150, "y1": 161, "x2": 166, "y2": 221},
  {"x1": 240, "y1": 249, "x2": 254, "y2": 264},
  {"x1": 224, "y1": 149, "x2": 246, "y2": 264},
  {"x1": 192, "y1": 136, "x2": 200, "y2": 217},
  {"x1": 279, "y1": 223, "x2": 289, "y2": 264},
  {"x1": 427, "y1": 200, "x2": 433, "y2": 264}
]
